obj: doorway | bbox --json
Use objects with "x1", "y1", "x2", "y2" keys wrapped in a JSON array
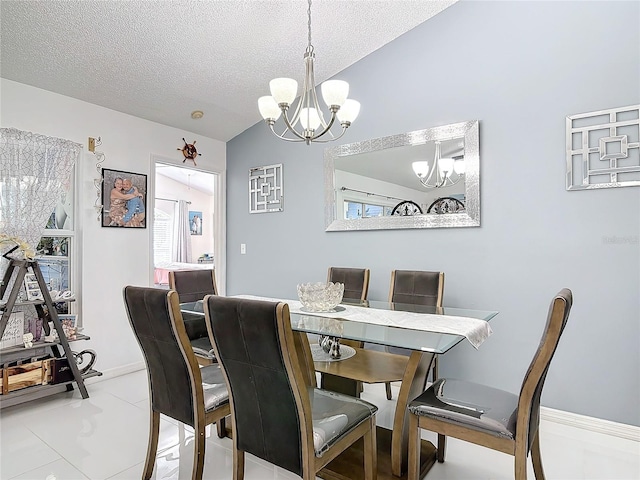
[{"x1": 150, "y1": 159, "x2": 224, "y2": 293}]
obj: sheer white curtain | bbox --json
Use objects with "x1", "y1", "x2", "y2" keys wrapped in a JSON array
[
  {"x1": 0, "y1": 128, "x2": 80, "y2": 260},
  {"x1": 173, "y1": 200, "x2": 192, "y2": 263}
]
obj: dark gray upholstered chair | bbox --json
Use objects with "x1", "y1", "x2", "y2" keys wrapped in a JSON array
[
  {"x1": 384, "y1": 270, "x2": 445, "y2": 400},
  {"x1": 407, "y1": 289, "x2": 573, "y2": 480},
  {"x1": 168, "y1": 269, "x2": 218, "y2": 364},
  {"x1": 203, "y1": 295, "x2": 378, "y2": 480},
  {"x1": 123, "y1": 286, "x2": 230, "y2": 480},
  {"x1": 328, "y1": 267, "x2": 370, "y2": 303}
]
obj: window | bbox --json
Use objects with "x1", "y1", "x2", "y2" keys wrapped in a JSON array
[
  {"x1": 344, "y1": 201, "x2": 393, "y2": 219},
  {"x1": 37, "y1": 168, "x2": 76, "y2": 315},
  {"x1": 153, "y1": 208, "x2": 173, "y2": 265}
]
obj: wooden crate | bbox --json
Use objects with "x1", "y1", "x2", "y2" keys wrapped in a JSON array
[{"x1": 0, "y1": 359, "x2": 53, "y2": 395}]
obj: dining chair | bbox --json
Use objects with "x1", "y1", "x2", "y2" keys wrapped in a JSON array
[
  {"x1": 322, "y1": 267, "x2": 371, "y2": 394},
  {"x1": 384, "y1": 270, "x2": 445, "y2": 400},
  {"x1": 407, "y1": 288, "x2": 573, "y2": 480},
  {"x1": 328, "y1": 266, "x2": 370, "y2": 303},
  {"x1": 169, "y1": 269, "x2": 218, "y2": 364},
  {"x1": 203, "y1": 295, "x2": 378, "y2": 480},
  {"x1": 123, "y1": 286, "x2": 230, "y2": 480}
]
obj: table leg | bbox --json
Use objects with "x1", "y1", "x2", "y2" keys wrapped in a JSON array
[{"x1": 390, "y1": 351, "x2": 434, "y2": 476}]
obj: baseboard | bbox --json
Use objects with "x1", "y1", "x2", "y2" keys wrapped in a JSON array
[
  {"x1": 541, "y1": 406, "x2": 639, "y2": 442},
  {"x1": 84, "y1": 361, "x2": 146, "y2": 385}
]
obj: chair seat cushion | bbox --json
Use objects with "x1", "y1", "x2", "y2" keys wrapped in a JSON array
[
  {"x1": 311, "y1": 388, "x2": 378, "y2": 457},
  {"x1": 408, "y1": 378, "x2": 518, "y2": 440},
  {"x1": 200, "y1": 365, "x2": 229, "y2": 411},
  {"x1": 191, "y1": 336, "x2": 216, "y2": 360}
]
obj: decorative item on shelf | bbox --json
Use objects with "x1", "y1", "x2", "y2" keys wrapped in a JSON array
[
  {"x1": 178, "y1": 138, "x2": 201, "y2": 166},
  {"x1": 257, "y1": 0, "x2": 359, "y2": 145},
  {"x1": 22, "y1": 273, "x2": 43, "y2": 301},
  {"x1": 59, "y1": 314, "x2": 77, "y2": 340},
  {"x1": 22, "y1": 333, "x2": 34, "y2": 348},
  {"x1": 297, "y1": 282, "x2": 344, "y2": 312},
  {"x1": 73, "y1": 349, "x2": 97, "y2": 374},
  {"x1": 249, "y1": 164, "x2": 284, "y2": 213},
  {"x1": 412, "y1": 140, "x2": 465, "y2": 189},
  {"x1": 566, "y1": 104, "x2": 640, "y2": 191}
]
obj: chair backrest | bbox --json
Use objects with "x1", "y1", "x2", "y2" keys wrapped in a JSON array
[
  {"x1": 204, "y1": 295, "x2": 311, "y2": 477},
  {"x1": 327, "y1": 267, "x2": 370, "y2": 302},
  {"x1": 123, "y1": 286, "x2": 203, "y2": 427},
  {"x1": 169, "y1": 269, "x2": 218, "y2": 303},
  {"x1": 517, "y1": 288, "x2": 573, "y2": 448},
  {"x1": 389, "y1": 270, "x2": 444, "y2": 306}
]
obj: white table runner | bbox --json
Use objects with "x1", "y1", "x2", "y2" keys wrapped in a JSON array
[{"x1": 234, "y1": 296, "x2": 492, "y2": 349}]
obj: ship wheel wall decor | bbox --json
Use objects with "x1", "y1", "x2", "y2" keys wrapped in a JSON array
[{"x1": 178, "y1": 138, "x2": 202, "y2": 166}]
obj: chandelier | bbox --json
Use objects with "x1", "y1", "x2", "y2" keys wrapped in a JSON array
[
  {"x1": 411, "y1": 141, "x2": 465, "y2": 188},
  {"x1": 257, "y1": 0, "x2": 360, "y2": 145}
]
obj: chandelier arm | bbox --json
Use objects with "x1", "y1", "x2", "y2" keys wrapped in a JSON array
[
  {"x1": 280, "y1": 110, "x2": 309, "y2": 141},
  {"x1": 308, "y1": 111, "x2": 338, "y2": 141},
  {"x1": 308, "y1": 125, "x2": 348, "y2": 143},
  {"x1": 268, "y1": 124, "x2": 305, "y2": 142}
]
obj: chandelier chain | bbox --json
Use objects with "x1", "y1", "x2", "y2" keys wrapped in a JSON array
[{"x1": 307, "y1": 0, "x2": 312, "y2": 48}]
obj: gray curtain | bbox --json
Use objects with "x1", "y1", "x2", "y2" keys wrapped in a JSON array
[{"x1": 173, "y1": 200, "x2": 192, "y2": 263}]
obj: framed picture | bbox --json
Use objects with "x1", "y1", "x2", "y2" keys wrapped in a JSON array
[
  {"x1": 59, "y1": 314, "x2": 78, "y2": 340},
  {"x1": 101, "y1": 168, "x2": 147, "y2": 228},
  {"x1": 23, "y1": 273, "x2": 43, "y2": 301},
  {"x1": 189, "y1": 210, "x2": 203, "y2": 235}
]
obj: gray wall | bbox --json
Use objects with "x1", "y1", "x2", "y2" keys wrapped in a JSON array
[{"x1": 227, "y1": 1, "x2": 640, "y2": 426}]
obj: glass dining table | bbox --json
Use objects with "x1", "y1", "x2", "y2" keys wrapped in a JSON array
[{"x1": 181, "y1": 298, "x2": 498, "y2": 480}]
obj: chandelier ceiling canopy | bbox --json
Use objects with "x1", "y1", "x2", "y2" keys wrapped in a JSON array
[{"x1": 258, "y1": 0, "x2": 360, "y2": 145}]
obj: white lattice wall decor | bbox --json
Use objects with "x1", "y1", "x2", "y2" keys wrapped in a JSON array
[
  {"x1": 566, "y1": 105, "x2": 640, "y2": 190},
  {"x1": 249, "y1": 164, "x2": 283, "y2": 213}
]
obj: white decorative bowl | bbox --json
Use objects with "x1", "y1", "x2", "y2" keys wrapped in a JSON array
[{"x1": 297, "y1": 282, "x2": 344, "y2": 312}]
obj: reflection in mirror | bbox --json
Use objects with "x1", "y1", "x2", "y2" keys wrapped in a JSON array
[{"x1": 324, "y1": 121, "x2": 480, "y2": 231}]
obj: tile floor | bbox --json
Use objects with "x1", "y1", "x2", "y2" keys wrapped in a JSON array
[{"x1": 1, "y1": 370, "x2": 638, "y2": 479}]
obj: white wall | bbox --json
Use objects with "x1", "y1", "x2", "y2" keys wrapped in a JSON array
[{"x1": 1, "y1": 79, "x2": 226, "y2": 375}]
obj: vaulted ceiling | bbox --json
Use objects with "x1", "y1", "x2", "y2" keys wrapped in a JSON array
[{"x1": 1, "y1": 0, "x2": 457, "y2": 142}]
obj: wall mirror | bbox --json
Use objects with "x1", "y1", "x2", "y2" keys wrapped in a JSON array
[{"x1": 324, "y1": 120, "x2": 480, "y2": 231}]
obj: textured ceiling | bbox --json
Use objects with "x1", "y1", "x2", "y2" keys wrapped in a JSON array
[{"x1": 1, "y1": 0, "x2": 457, "y2": 142}]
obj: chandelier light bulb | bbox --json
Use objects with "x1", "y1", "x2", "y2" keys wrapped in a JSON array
[
  {"x1": 269, "y1": 78, "x2": 298, "y2": 106},
  {"x1": 438, "y1": 157, "x2": 455, "y2": 177},
  {"x1": 454, "y1": 159, "x2": 465, "y2": 175},
  {"x1": 300, "y1": 108, "x2": 321, "y2": 130},
  {"x1": 337, "y1": 99, "x2": 361, "y2": 124},
  {"x1": 412, "y1": 161, "x2": 430, "y2": 178},
  {"x1": 258, "y1": 96, "x2": 282, "y2": 121},
  {"x1": 321, "y1": 80, "x2": 349, "y2": 108}
]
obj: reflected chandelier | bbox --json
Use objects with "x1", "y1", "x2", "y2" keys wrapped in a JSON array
[
  {"x1": 412, "y1": 141, "x2": 465, "y2": 188},
  {"x1": 257, "y1": 0, "x2": 360, "y2": 145}
]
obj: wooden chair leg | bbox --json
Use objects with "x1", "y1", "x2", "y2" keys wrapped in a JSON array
[
  {"x1": 408, "y1": 413, "x2": 420, "y2": 480},
  {"x1": 233, "y1": 447, "x2": 245, "y2": 480},
  {"x1": 363, "y1": 417, "x2": 377, "y2": 480},
  {"x1": 531, "y1": 430, "x2": 545, "y2": 480},
  {"x1": 216, "y1": 416, "x2": 226, "y2": 438},
  {"x1": 437, "y1": 434, "x2": 446, "y2": 463},
  {"x1": 143, "y1": 410, "x2": 160, "y2": 480},
  {"x1": 192, "y1": 422, "x2": 206, "y2": 480},
  {"x1": 385, "y1": 382, "x2": 392, "y2": 400},
  {"x1": 514, "y1": 442, "x2": 528, "y2": 480}
]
